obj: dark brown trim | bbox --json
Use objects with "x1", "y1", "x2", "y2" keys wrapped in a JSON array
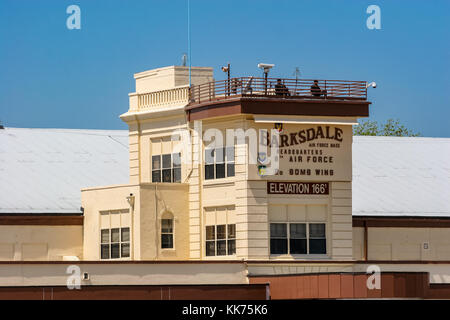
[
  {"x1": 186, "y1": 97, "x2": 370, "y2": 121},
  {"x1": 0, "y1": 284, "x2": 268, "y2": 300},
  {"x1": 353, "y1": 216, "x2": 450, "y2": 228},
  {"x1": 0, "y1": 215, "x2": 83, "y2": 226}
]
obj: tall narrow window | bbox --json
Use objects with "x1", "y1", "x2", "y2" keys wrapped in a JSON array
[
  {"x1": 227, "y1": 224, "x2": 236, "y2": 255},
  {"x1": 205, "y1": 149, "x2": 215, "y2": 180},
  {"x1": 101, "y1": 229, "x2": 110, "y2": 259},
  {"x1": 289, "y1": 223, "x2": 307, "y2": 254},
  {"x1": 205, "y1": 225, "x2": 215, "y2": 256},
  {"x1": 152, "y1": 155, "x2": 161, "y2": 182},
  {"x1": 161, "y1": 219, "x2": 174, "y2": 249},
  {"x1": 172, "y1": 153, "x2": 181, "y2": 182},
  {"x1": 309, "y1": 223, "x2": 326, "y2": 254},
  {"x1": 162, "y1": 154, "x2": 172, "y2": 182},
  {"x1": 270, "y1": 223, "x2": 288, "y2": 254}
]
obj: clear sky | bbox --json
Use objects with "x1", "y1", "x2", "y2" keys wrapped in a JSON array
[{"x1": 0, "y1": 0, "x2": 449, "y2": 136}]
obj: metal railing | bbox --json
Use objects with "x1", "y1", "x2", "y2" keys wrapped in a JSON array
[{"x1": 189, "y1": 77, "x2": 367, "y2": 105}]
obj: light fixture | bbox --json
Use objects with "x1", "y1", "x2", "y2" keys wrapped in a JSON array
[
  {"x1": 366, "y1": 81, "x2": 377, "y2": 89},
  {"x1": 126, "y1": 193, "x2": 135, "y2": 208}
]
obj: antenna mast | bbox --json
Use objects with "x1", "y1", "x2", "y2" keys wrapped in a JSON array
[{"x1": 188, "y1": 0, "x2": 191, "y2": 87}]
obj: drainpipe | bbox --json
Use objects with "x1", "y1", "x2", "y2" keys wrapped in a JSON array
[{"x1": 364, "y1": 220, "x2": 368, "y2": 261}]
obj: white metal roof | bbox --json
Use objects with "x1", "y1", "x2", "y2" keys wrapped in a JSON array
[
  {"x1": 352, "y1": 136, "x2": 450, "y2": 217},
  {"x1": 0, "y1": 128, "x2": 129, "y2": 214},
  {"x1": 1, "y1": 128, "x2": 449, "y2": 217}
]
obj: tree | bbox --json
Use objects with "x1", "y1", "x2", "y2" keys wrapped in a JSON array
[{"x1": 353, "y1": 119, "x2": 420, "y2": 137}]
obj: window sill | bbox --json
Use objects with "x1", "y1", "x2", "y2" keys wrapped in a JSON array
[
  {"x1": 203, "y1": 177, "x2": 237, "y2": 186},
  {"x1": 269, "y1": 254, "x2": 330, "y2": 260}
]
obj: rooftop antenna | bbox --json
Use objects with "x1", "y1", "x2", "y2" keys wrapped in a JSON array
[
  {"x1": 292, "y1": 67, "x2": 301, "y2": 93},
  {"x1": 187, "y1": 0, "x2": 191, "y2": 87}
]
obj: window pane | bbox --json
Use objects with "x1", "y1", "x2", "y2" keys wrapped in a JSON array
[
  {"x1": 161, "y1": 234, "x2": 173, "y2": 249},
  {"x1": 162, "y1": 169, "x2": 172, "y2": 182},
  {"x1": 152, "y1": 155, "x2": 161, "y2": 170},
  {"x1": 121, "y1": 228, "x2": 130, "y2": 242},
  {"x1": 228, "y1": 224, "x2": 236, "y2": 239},
  {"x1": 309, "y1": 239, "x2": 326, "y2": 254},
  {"x1": 162, "y1": 154, "x2": 171, "y2": 169},
  {"x1": 226, "y1": 147, "x2": 234, "y2": 162},
  {"x1": 290, "y1": 224, "x2": 306, "y2": 238},
  {"x1": 161, "y1": 219, "x2": 173, "y2": 233},
  {"x1": 270, "y1": 223, "x2": 287, "y2": 238},
  {"x1": 101, "y1": 244, "x2": 110, "y2": 259},
  {"x1": 270, "y1": 239, "x2": 288, "y2": 254},
  {"x1": 111, "y1": 243, "x2": 120, "y2": 259},
  {"x1": 121, "y1": 243, "x2": 130, "y2": 257},
  {"x1": 290, "y1": 239, "x2": 307, "y2": 254},
  {"x1": 173, "y1": 168, "x2": 181, "y2": 183},
  {"x1": 217, "y1": 225, "x2": 226, "y2": 240},
  {"x1": 227, "y1": 239, "x2": 236, "y2": 255},
  {"x1": 215, "y1": 163, "x2": 225, "y2": 179},
  {"x1": 205, "y1": 164, "x2": 214, "y2": 180},
  {"x1": 205, "y1": 149, "x2": 214, "y2": 164},
  {"x1": 101, "y1": 229, "x2": 109, "y2": 243},
  {"x1": 310, "y1": 223, "x2": 325, "y2": 238},
  {"x1": 111, "y1": 228, "x2": 120, "y2": 243},
  {"x1": 206, "y1": 241, "x2": 215, "y2": 256},
  {"x1": 227, "y1": 163, "x2": 235, "y2": 177},
  {"x1": 217, "y1": 240, "x2": 227, "y2": 256},
  {"x1": 152, "y1": 170, "x2": 161, "y2": 182},
  {"x1": 206, "y1": 226, "x2": 215, "y2": 240},
  {"x1": 172, "y1": 153, "x2": 181, "y2": 168},
  {"x1": 216, "y1": 147, "x2": 224, "y2": 163}
]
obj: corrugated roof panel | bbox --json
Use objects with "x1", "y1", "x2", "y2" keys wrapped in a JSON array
[
  {"x1": 352, "y1": 136, "x2": 450, "y2": 217},
  {"x1": 0, "y1": 128, "x2": 129, "y2": 214}
]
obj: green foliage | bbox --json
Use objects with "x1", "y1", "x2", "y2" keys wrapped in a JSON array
[{"x1": 353, "y1": 119, "x2": 420, "y2": 137}]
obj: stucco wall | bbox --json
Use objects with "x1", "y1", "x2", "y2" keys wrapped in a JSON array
[{"x1": 0, "y1": 226, "x2": 82, "y2": 261}]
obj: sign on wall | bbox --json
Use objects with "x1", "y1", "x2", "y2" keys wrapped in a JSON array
[{"x1": 267, "y1": 182, "x2": 329, "y2": 195}]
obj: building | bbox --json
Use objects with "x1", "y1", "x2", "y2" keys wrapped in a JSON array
[{"x1": 1, "y1": 65, "x2": 449, "y2": 299}]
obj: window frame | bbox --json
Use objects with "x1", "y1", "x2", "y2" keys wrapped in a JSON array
[
  {"x1": 152, "y1": 152, "x2": 182, "y2": 183},
  {"x1": 161, "y1": 218, "x2": 175, "y2": 250},
  {"x1": 100, "y1": 226, "x2": 131, "y2": 260},
  {"x1": 204, "y1": 146, "x2": 235, "y2": 180},
  {"x1": 269, "y1": 222, "x2": 327, "y2": 256},
  {"x1": 205, "y1": 224, "x2": 237, "y2": 257}
]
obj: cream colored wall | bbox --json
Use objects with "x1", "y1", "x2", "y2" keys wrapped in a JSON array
[
  {"x1": 81, "y1": 184, "x2": 139, "y2": 260},
  {"x1": 0, "y1": 226, "x2": 82, "y2": 261},
  {"x1": 81, "y1": 183, "x2": 189, "y2": 261},
  {"x1": 139, "y1": 183, "x2": 189, "y2": 260},
  {"x1": 134, "y1": 66, "x2": 213, "y2": 93},
  {"x1": 0, "y1": 262, "x2": 248, "y2": 286},
  {"x1": 352, "y1": 227, "x2": 450, "y2": 261}
]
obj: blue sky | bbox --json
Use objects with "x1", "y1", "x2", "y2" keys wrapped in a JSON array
[{"x1": 0, "y1": 0, "x2": 449, "y2": 136}]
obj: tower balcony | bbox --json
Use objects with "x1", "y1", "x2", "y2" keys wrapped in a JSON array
[{"x1": 186, "y1": 77, "x2": 371, "y2": 121}]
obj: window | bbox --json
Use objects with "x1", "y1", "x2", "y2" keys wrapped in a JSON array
[
  {"x1": 205, "y1": 147, "x2": 235, "y2": 180},
  {"x1": 270, "y1": 223, "x2": 326, "y2": 255},
  {"x1": 205, "y1": 224, "x2": 236, "y2": 256},
  {"x1": 161, "y1": 219, "x2": 174, "y2": 249},
  {"x1": 152, "y1": 153, "x2": 181, "y2": 183},
  {"x1": 309, "y1": 223, "x2": 326, "y2": 254},
  {"x1": 101, "y1": 227, "x2": 130, "y2": 259}
]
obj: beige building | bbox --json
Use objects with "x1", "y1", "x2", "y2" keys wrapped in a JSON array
[{"x1": 1, "y1": 65, "x2": 450, "y2": 299}]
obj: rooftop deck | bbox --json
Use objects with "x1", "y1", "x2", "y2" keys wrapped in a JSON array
[{"x1": 189, "y1": 77, "x2": 368, "y2": 105}]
